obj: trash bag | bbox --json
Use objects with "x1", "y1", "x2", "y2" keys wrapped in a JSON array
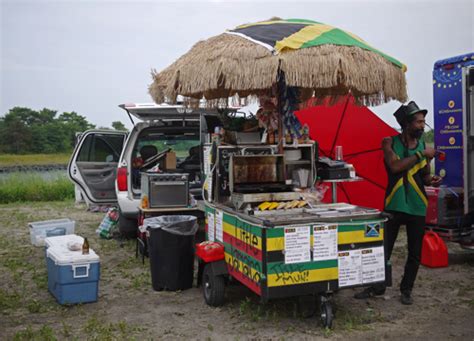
[
  {"x1": 96, "y1": 207, "x2": 119, "y2": 239},
  {"x1": 145, "y1": 215, "x2": 199, "y2": 291},
  {"x1": 143, "y1": 215, "x2": 198, "y2": 236}
]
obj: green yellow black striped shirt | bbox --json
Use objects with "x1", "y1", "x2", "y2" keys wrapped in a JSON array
[{"x1": 384, "y1": 135, "x2": 428, "y2": 216}]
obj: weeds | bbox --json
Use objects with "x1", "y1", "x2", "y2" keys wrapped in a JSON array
[
  {"x1": 335, "y1": 306, "x2": 384, "y2": 331},
  {"x1": 13, "y1": 325, "x2": 56, "y2": 341},
  {"x1": 83, "y1": 314, "x2": 142, "y2": 340},
  {"x1": 0, "y1": 172, "x2": 74, "y2": 203},
  {"x1": 0, "y1": 153, "x2": 70, "y2": 167},
  {"x1": 0, "y1": 289, "x2": 22, "y2": 312},
  {"x1": 61, "y1": 321, "x2": 72, "y2": 338},
  {"x1": 130, "y1": 271, "x2": 151, "y2": 290}
]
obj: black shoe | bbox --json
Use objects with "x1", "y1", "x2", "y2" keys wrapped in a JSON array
[
  {"x1": 400, "y1": 292, "x2": 413, "y2": 305},
  {"x1": 354, "y1": 286, "x2": 385, "y2": 299}
]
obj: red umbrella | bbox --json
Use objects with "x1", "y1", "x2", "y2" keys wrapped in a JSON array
[{"x1": 295, "y1": 96, "x2": 398, "y2": 210}]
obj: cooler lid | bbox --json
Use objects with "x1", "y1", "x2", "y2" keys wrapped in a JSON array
[
  {"x1": 44, "y1": 234, "x2": 84, "y2": 249},
  {"x1": 47, "y1": 245, "x2": 99, "y2": 265}
]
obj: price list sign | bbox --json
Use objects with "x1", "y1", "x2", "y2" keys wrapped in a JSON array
[
  {"x1": 313, "y1": 224, "x2": 338, "y2": 261},
  {"x1": 284, "y1": 226, "x2": 311, "y2": 264}
]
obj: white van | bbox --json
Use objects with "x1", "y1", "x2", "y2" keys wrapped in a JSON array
[{"x1": 68, "y1": 103, "x2": 221, "y2": 237}]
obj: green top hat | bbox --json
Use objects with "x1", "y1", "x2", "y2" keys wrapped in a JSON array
[{"x1": 394, "y1": 101, "x2": 427, "y2": 126}]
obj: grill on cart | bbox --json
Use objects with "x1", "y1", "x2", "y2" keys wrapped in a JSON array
[{"x1": 197, "y1": 141, "x2": 388, "y2": 329}]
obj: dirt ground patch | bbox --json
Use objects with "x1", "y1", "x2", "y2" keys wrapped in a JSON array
[{"x1": 1, "y1": 200, "x2": 473, "y2": 340}]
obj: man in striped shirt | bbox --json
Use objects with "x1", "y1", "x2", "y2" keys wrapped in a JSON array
[{"x1": 355, "y1": 101, "x2": 442, "y2": 305}]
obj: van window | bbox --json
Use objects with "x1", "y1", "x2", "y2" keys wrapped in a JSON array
[
  {"x1": 77, "y1": 133, "x2": 125, "y2": 162},
  {"x1": 131, "y1": 127, "x2": 201, "y2": 189}
]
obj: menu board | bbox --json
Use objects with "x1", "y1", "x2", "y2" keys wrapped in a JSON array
[
  {"x1": 215, "y1": 210, "x2": 223, "y2": 242},
  {"x1": 338, "y1": 246, "x2": 385, "y2": 288},
  {"x1": 361, "y1": 246, "x2": 385, "y2": 284},
  {"x1": 207, "y1": 211, "x2": 215, "y2": 242},
  {"x1": 313, "y1": 224, "x2": 338, "y2": 261},
  {"x1": 284, "y1": 226, "x2": 311, "y2": 264},
  {"x1": 338, "y1": 250, "x2": 362, "y2": 287},
  {"x1": 203, "y1": 146, "x2": 212, "y2": 200},
  {"x1": 203, "y1": 145, "x2": 211, "y2": 175}
]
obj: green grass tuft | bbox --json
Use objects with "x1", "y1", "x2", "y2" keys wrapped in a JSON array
[
  {"x1": 0, "y1": 172, "x2": 74, "y2": 203},
  {"x1": 0, "y1": 153, "x2": 71, "y2": 167}
]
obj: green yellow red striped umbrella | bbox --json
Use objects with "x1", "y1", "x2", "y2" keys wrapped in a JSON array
[{"x1": 149, "y1": 18, "x2": 407, "y2": 106}]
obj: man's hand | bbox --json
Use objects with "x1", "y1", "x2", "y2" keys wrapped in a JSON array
[
  {"x1": 430, "y1": 175, "x2": 442, "y2": 187},
  {"x1": 423, "y1": 147, "x2": 437, "y2": 159}
]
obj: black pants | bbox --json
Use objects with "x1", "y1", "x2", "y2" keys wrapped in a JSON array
[{"x1": 379, "y1": 211, "x2": 425, "y2": 294}]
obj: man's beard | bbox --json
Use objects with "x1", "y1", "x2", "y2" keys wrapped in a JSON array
[{"x1": 410, "y1": 129, "x2": 424, "y2": 139}]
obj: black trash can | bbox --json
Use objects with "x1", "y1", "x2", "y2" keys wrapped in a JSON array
[{"x1": 145, "y1": 215, "x2": 198, "y2": 291}]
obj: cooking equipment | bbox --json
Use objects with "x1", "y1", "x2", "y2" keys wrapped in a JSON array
[{"x1": 141, "y1": 173, "x2": 189, "y2": 208}]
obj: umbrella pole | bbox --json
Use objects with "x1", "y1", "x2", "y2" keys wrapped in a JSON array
[{"x1": 276, "y1": 66, "x2": 285, "y2": 155}]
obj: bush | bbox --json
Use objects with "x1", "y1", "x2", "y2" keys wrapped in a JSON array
[{"x1": 0, "y1": 172, "x2": 74, "y2": 203}]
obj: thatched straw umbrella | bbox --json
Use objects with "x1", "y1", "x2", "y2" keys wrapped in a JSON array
[{"x1": 149, "y1": 18, "x2": 407, "y2": 107}]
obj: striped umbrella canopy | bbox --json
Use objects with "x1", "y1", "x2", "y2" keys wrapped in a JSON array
[{"x1": 149, "y1": 18, "x2": 407, "y2": 107}]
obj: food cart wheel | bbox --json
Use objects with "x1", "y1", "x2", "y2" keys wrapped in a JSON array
[
  {"x1": 320, "y1": 300, "x2": 333, "y2": 329},
  {"x1": 202, "y1": 264, "x2": 225, "y2": 307}
]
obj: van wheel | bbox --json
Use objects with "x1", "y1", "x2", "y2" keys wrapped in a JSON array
[{"x1": 118, "y1": 211, "x2": 138, "y2": 239}]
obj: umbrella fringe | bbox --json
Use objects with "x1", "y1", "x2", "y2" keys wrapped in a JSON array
[{"x1": 149, "y1": 33, "x2": 407, "y2": 106}]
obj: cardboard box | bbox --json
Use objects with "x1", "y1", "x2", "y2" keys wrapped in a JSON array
[{"x1": 162, "y1": 151, "x2": 176, "y2": 169}]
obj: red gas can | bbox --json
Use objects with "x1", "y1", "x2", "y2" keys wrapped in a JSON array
[{"x1": 421, "y1": 231, "x2": 448, "y2": 268}]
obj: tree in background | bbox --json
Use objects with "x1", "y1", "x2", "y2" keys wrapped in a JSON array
[
  {"x1": 57, "y1": 111, "x2": 95, "y2": 147},
  {"x1": 424, "y1": 129, "x2": 434, "y2": 144},
  {"x1": 0, "y1": 107, "x2": 95, "y2": 154},
  {"x1": 112, "y1": 121, "x2": 128, "y2": 131}
]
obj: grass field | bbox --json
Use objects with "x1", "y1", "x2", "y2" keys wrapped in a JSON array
[
  {"x1": 0, "y1": 153, "x2": 71, "y2": 167},
  {"x1": 0, "y1": 172, "x2": 74, "y2": 203}
]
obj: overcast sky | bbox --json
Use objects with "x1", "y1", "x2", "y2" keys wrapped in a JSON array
[{"x1": 1, "y1": 0, "x2": 473, "y2": 129}]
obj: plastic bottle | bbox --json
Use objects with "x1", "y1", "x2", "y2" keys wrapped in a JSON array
[
  {"x1": 82, "y1": 237, "x2": 90, "y2": 255},
  {"x1": 285, "y1": 130, "x2": 293, "y2": 144}
]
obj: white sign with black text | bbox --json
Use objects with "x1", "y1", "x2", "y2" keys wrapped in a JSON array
[
  {"x1": 207, "y1": 212, "x2": 215, "y2": 242},
  {"x1": 361, "y1": 246, "x2": 385, "y2": 284},
  {"x1": 338, "y1": 246, "x2": 385, "y2": 287},
  {"x1": 284, "y1": 226, "x2": 311, "y2": 264},
  {"x1": 312, "y1": 224, "x2": 338, "y2": 261},
  {"x1": 338, "y1": 249, "x2": 362, "y2": 287},
  {"x1": 215, "y1": 210, "x2": 224, "y2": 242}
]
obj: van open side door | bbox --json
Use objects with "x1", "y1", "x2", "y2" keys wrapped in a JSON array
[{"x1": 68, "y1": 130, "x2": 127, "y2": 206}]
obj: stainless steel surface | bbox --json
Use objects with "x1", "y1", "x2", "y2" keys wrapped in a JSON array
[
  {"x1": 231, "y1": 191, "x2": 301, "y2": 210},
  {"x1": 320, "y1": 177, "x2": 364, "y2": 203},
  {"x1": 244, "y1": 202, "x2": 382, "y2": 224}
]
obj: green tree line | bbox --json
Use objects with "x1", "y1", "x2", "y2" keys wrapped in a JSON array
[{"x1": 0, "y1": 107, "x2": 127, "y2": 154}]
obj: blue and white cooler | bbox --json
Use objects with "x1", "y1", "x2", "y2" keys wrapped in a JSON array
[{"x1": 46, "y1": 244, "x2": 100, "y2": 305}]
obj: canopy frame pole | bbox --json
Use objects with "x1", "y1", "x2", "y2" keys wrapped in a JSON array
[{"x1": 276, "y1": 65, "x2": 285, "y2": 155}]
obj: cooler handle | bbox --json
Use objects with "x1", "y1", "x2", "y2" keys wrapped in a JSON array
[{"x1": 72, "y1": 264, "x2": 90, "y2": 278}]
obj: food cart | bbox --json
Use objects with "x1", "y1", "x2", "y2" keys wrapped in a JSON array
[
  {"x1": 196, "y1": 132, "x2": 388, "y2": 328},
  {"x1": 149, "y1": 17, "x2": 409, "y2": 328}
]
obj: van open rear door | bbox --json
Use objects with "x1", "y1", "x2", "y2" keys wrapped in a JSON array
[{"x1": 68, "y1": 130, "x2": 127, "y2": 206}]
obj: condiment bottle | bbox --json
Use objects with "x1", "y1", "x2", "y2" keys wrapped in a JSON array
[
  {"x1": 82, "y1": 237, "x2": 90, "y2": 255},
  {"x1": 285, "y1": 130, "x2": 292, "y2": 144},
  {"x1": 268, "y1": 130, "x2": 275, "y2": 144}
]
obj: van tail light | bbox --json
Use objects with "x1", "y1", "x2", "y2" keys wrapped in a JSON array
[{"x1": 117, "y1": 167, "x2": 128, "y2": 191}]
